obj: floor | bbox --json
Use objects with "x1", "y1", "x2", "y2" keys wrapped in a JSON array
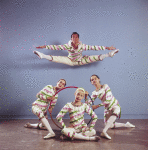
[{"x1": 0, "y1": 119, "x2": 148, "y2": 150}]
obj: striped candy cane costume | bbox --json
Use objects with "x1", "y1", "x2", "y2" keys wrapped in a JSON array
[
  {"x1": 35, "y1": 40, "x2": 118, "y2": 66},
  {"x1": 85, "y1": 84, "x2": 121, "y2": 124},
  {"x1": 32, "y1": 85, "x2": 58, "y2": 120},
  {"x1": 24, "y1": 85, "x2": 59, "y2": 139},
  {"x1": 56, "y1": 102, "x2": 98, "y2": 140},
  {"x1": 85, "y1": 84, "x2": 135, "y2": 139}
]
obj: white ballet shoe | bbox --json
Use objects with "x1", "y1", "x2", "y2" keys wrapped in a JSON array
[
  {"x1": 100, "y1": 131, "x2": 111, "y2": 140},
  {"x1": 33, "y1": 51, "x2": 44, "y2": 59},
  {"x1": 125, "y1": 122, "x2": 135, "y2": 128},
  {"x1": 99, "y1": 55, "x2": 103, "y2": 61},
  {"x1": 24, "y1": 122, "x2": 32, "y2": 128},
  {"x1": 44, "y1": 133, "x2": 55, "y2": 139},
  {"x1": 109, "y1": 49, "x2": 119, "y2": 57}
]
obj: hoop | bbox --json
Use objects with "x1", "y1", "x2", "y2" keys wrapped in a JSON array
[{"x1": 49, "y1": 86, "x2": 94, "y2": 129}]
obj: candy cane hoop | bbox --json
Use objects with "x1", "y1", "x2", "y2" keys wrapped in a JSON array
[{"x1": 49, "y1": 86, "x2": 94, "y2": 129}]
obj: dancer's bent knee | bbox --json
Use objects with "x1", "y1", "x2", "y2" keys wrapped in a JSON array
[
  {"x1": 62, "y1": 128, "x2": 76, "y2": 139},
  {"x1": 32, "y1": 105, "x2": 46, "y2": 120}
]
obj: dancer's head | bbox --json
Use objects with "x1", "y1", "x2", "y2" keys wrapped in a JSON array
[
  {"x1": 56, "y1": 79, "x2": 66, "y2": 89},
  {"x1": 90, "y1": 74, "x2": 100, "y2": 86},
  {"x1": 71, "y1": 32, "x2": 79, "y2": 44},
  {"x1": 74, "y1": 88, "x2": 85, "y2": 102}
]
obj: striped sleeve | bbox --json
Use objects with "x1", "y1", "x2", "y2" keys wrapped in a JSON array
[
  {"x1": 56, "y1": 103, "x2": 69, "y2": 128},
  {"x1": 82, "y1": 44, "x2": 106, "y2": 51},
  {"x1": 98, "y1": 101, "x2": 110, "y2": 107},
  {"x1": 99, "y1": 84, "x2": 112, "y2": 107},
  {"x1": 85, "y1": 98, "x2": 93, "y2": 106},
  {"x1": 104, "y1": 84, "x2": 117, "y2": 110},
  {"x1": 91, "y1": 91, "x2": 97, "y2": 103},
  {"x1": 48, "y1": 97, "x2": 58, "y2": 109},
  {"x1": 37, "y1": 86, "x2": 53, "y2": 100},
  {"x1": 46, "y1": 44, "x2": 70, "y2": 50},
  {"x1": 85, "y1": 91, "x2": 97, "y2": 106},
  {"x1": 85, "y1": 104, "x2": 98, "y2": 130}
]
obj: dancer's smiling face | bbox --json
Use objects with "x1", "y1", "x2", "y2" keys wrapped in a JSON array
[
  {"x1": 56, "y1": 79, "x2": 66, "y2": 89},
  {"x1": 71, "y1": 34, "x2": 79, "y2": 44}
]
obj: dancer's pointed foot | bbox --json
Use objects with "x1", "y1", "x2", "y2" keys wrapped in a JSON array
[
  {"x1": 109, "y1": 49, "x2": 119, "y2": 57},
  {"x1": 44, "y1": 133, "x2": 55, "y2": 139},
  {"x1": 126, "y1": 122, "x2": 135, "y2": 128},
  {"x1": 100, "y1": 131, "x2": 111, "y2": 140},
  {"x1": 33, "y1": 51, "x2": 44, "y2": 59},
  {"x1": 99, "y1": 55, "x2": 103, "y2": 61}
]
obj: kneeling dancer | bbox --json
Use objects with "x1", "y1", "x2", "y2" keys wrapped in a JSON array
[
  {"x1": 86, "y1": 75, "x2": 135, "y2": 140},
  {"x1": 24, "y1": 79, "x2": 66, "y2": 139}
]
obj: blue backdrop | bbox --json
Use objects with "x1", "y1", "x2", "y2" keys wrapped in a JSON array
[{"x1": 0, "y1": 0, "x2": 148, "y2": 119}]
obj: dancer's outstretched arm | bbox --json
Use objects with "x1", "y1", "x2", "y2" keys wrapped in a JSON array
[
  {"x1": 82, "y1": 44, "x2": 116, "y2": 51},
  {"x1": 36, "y1": 44, "x2": 70, "y2": 51},
  {"x1": 36, "y1": 44, "x2": 115, "y2": 50}
]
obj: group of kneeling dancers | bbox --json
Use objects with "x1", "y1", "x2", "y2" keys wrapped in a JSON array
[{"x1": 24, "y1": 75, "x2": 135, "y2": 141}]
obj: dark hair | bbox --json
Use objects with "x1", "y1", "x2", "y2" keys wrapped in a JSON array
[
  {"x1": 90, "y1": 74, "x2": 100, "y2": 82},
  {"x1": 59, "y1": 79, "x2": 66, "y2": 86},
  {"x1": 71, "y1": 32, "x2": 79, "y2": 38}
]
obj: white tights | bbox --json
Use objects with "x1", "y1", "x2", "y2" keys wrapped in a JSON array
[{"x1": 41, "y1": 118, "x2": 55, "y2": 134}]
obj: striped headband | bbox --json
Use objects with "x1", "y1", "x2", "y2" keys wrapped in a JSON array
[{"x1": 76, "y1": 87, "x2": 85, "y2": 93}]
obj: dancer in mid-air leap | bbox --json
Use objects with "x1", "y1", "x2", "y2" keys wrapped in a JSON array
[{"x1": 34, "y1": 32, "x2": 119, "y2": 66}]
